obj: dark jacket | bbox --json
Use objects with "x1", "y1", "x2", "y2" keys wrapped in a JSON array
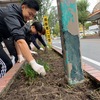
[
  {"x1": 0, "y1": 4, "x2": 30, "y2": 41},
  {"x1": 31, "y1": 34, "x2": 46, "y2": 49}
]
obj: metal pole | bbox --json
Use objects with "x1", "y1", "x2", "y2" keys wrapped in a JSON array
[{"x1": 57, "y1": 0, "x2": 84, "y2": 85}]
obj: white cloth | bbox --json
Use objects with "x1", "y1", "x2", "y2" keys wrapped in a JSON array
[
  {"x1": 29, "y1": 60, "x2": 46, "y2": 76},
  {"x1": 40, "y1": 47, "x2": 44, "y2": 51},
  {"x1": 10, "y1": 55, "x2": 15, "y2": 65},
  {"x1": 17, "y1": 55, "x2": 25, "y2": 63},
  {"x1": 30, "y1": 50, "x2": 38, "y2": 55}
]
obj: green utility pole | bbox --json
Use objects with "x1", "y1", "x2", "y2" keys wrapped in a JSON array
[{"x1": 57, "y1": 0, "x2": 84, "y2": 85}]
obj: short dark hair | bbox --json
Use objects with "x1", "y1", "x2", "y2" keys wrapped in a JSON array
[
  {"x1": 32, "y1": 22, "x2": 46, "y2": 35},
  {"x1": 22, "y1": 0, "x2": 39, "y2": 11}
]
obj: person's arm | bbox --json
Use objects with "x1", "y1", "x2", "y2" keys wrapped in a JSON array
[
  {"x1": 14, "y1": 41, "x2": 25, "y2": 63},
  {"x1": 38, "y1": 35, "x2": 46, "y2": 47},
  {"x1": 38, "y1": 35, "x2": 48, "y2": 52},
  {"x1": 4, "y1": 16, "x2": 33, "y2": 62},
  {"x1": 14, "y1": 41, "x2": 22, "y2": 55},
  {"x1": 4, "y1": 15, "x2": 46, "y2": 76},
  {"x1": 16, "y1": 39, "x2": 33, "y2": 62},
  {"x1": 16, "y1": 39, "x2": 46, "y2": 76},
  {"x1": 31, "y1": 35, "x2": 40, "y2": 49}
]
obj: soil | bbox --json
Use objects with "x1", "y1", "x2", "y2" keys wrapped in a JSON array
[{"x1": 0, "y1": 49, "x2": 100, "y2": 100}]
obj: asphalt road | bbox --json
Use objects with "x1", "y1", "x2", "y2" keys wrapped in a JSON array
[{"x1": 52, "y1": 38, "x2": 100, "y2": 70}]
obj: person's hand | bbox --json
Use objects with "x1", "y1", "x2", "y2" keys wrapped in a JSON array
[
  {"x1": 44, "y1": 47, "x2": 47, "y2": 52},
  {"x1": 44, "y1": 46, "x2": 49, "y2": 53},
  {"x1": 30, "y1": 50, "x2": 38, "y2": 55},
  {"x1": 30, "y1": 60, "x2": 46, "y2": 76},
  {"x1": 40, "y1": 47, "x2": 44, "y2": 51},
  {"x1": 17, "y1": 55, "x2": 25, "y2": 63}
]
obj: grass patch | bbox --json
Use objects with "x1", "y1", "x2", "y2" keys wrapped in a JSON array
[
  {"x1": 23, "y1": 63, "x2": 38, "y2": 80},
  {"x1": 23, "y1": 59, "x2": 50, "y2": 80},
  {"x1": 37, "y1": 59, "x2": 50, "y2": 72}
]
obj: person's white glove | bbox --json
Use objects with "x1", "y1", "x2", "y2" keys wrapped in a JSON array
[
  {"x1": 47, "y1": 46, "x2": 49, "y2": 48},
  {"x1": 30, "y1": 60, "x2": 46, "y2": 76},
  {"x1": 17, "y1": 55, "x2": 25, "y2": 63},
  {"x1": 30, "y1": 50, "x2": 38, "y2": 55},
  {"x1": 40, "y1": 47, "x2": 44, "y2": 51}
]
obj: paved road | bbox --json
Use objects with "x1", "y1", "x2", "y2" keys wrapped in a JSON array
[{"x1": 52, "y1": 38, "x2": 100, "y2": 70}]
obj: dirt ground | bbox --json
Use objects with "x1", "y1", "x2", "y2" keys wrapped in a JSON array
[{"x1": 0, "y1": 49, "x2": 100, "y2": 100}]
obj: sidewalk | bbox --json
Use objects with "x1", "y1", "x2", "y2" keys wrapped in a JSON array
[
  {"x1": 52, "y1": 46, "x2": 100, "y2": 82},
  {"x1": 0, "y1": 46, "x2": 100, "y2": 97}
]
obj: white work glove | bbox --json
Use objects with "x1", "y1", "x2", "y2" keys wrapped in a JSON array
[
  {"x1": 30, "y1": 60, "x2": 46, "y2": 76},
  {"x1": 40, "y1": 47, "x2": 44, "y2": 51},
  {"x1": 17, "y1": 55, "x2": 25, "y2": 63},
  {"x1": 10, "y1": 55, "x2": 15, "y2": 65},
  {"x1": 30, "y1": 50, "x2": 38, "y2": 55},
  {"x1": 47, "y1": 46, "x2": 49, "y2": 48}
]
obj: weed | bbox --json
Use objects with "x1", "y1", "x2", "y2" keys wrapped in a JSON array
[{"x1": 23, "y1": 59, "x2": 50, "y2": 80}]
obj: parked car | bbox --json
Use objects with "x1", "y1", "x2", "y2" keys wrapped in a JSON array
[{"x1": 85, "y1": 30, "x2": 95, "y2": 35}]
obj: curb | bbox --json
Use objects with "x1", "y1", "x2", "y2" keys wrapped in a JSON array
[
  {"x1": 0, "y1": 61, "x2": 25, "y2": 97},
  {"x1": 52, "y1": 46, "x2": 100, "y2": 82}
]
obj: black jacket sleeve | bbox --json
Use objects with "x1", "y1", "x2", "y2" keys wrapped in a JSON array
[
  {"x1": 4, "y1": 15, "x2": 31, "y2": 41},
  {"x1": 31, "y1": 35, "x2": 40, "y2": 49},
  {"x1": 37, "y1": 35, "x2": 46, "y2": 47}
]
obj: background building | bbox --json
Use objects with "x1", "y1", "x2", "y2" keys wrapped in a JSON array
[{"x1": 88, "y1": 1, "x2": 100, "y2": 35}]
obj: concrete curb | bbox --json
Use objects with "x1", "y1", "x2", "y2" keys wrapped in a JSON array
[
  {"x1": 52, "y1": 46, "x2": 100, "y2": 83},
  {"x1": 0, "y1": 47, "x2": 100, "y2": 97},
  {"x1": 0, "y1": 61, "x2": 25, "y2": 97}
]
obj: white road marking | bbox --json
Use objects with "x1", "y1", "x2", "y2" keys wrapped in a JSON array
[
  {"x1": 82, "y1": 56, "x2": 100, "y2": 66},
  {"x1": 53, "y1": 45, "x2": 100, "y2": 66}
]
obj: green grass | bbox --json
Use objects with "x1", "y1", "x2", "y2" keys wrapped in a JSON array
[
  {"x1": 23, "y1": 59, "x2": 50, "y2": 80},
  {"x1": 37, "y1": 59, "x2": 50, "y2": 72},
  {"x1": 23, "y1": 63, "x2": 38, "y2": 80}
]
